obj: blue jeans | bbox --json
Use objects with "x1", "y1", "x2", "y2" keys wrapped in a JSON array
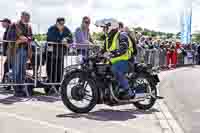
[
  {"x1": 111, "y1": 61, "x2": 129, "y2": 90},
  {"x1": 12, "y1": 48, "x2": 27, "y2": 92}
]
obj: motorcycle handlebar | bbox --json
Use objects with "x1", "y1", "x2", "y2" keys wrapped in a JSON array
[{"x1": 86, "y1": 53, "x2": 112, "y2": 65}]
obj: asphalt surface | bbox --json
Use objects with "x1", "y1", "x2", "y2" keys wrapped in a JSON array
[
  {"x1": 160, "y1": 66, "x2": 200, "y2": 133},
  {"x1": 0, "y1": 75, "x2": 167, "y2": 133},
  {"x1": 1, "y1": 66, "x2": 196, "y2": 133},
  {"x1": 0, "y1": 94, "x2": 163, "y2": 133}
]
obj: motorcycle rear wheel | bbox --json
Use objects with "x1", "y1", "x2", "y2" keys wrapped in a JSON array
[{"x1": 133, "y1": 74, "x2": 157, "y2": 110}]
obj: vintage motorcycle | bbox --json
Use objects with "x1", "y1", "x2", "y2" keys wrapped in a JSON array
[{"x1": 61, "y1": 49, "x2": 161, "y2": 113}]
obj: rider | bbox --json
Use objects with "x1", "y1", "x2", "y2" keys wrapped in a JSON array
[{"x1": 97, "y1": 19, "x2": 136, "y2": 99}]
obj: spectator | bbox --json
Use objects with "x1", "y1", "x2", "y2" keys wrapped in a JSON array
[
  {"x1": 138, "y1": 36, "x2": 145, "y2": 47},
  {"x1": 75, "y1": 16, "x2": 93, "y2": 44},
  {"x1": 46, "y1": 17, "x2": 73, "y2": 94},
  {"x1": 123, "y1": 26, "x2": 137, "y2": 56},
  {"x1": 166, "y1": 42, "x2": 172, "y2": 68},
  {"x1": 159, "y1": 42, "x2": 167, "y2": 68},
  {"x1": 7, "y1": 11, "x2": 33, "y2": 97},
  {"x1": 176, "y1": 42, "x2": 184, "y2": 65},
  {"x1": 118, "y1": 22, "x2": 124, "y2": 32},
  {"x1": 185, "y1": 44, "x2": 194, "y2": 65},
  {"x1": 171, "y1": 42, "x2": 177, "y2": 68},
  {"x1": 0, "y1": 18, "x2": 12, "y2": 85},
  {"x1": 75, "y1": 16, "x2": 93, "y2": 56},
  {"x1": 197, "y1": 44, "x2": 200, "y2": 65},
  {"x1": 153, "y1": 40, "x2": 159, "y2": 49}
]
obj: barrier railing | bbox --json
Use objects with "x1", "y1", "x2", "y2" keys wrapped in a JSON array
[
  {"x1": 136, "y1": 47, "x2": 196, "y2": 68},
  {"x1": 0, "y1": 40, "x2": 35, "y2": 87},
  {"x1": 0, "y1": 40, "x2": 197, "y2": 94}
]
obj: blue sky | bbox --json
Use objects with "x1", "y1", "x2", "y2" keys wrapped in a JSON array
[{"x1": 0, "y1": 0, "x2": 199, "y2": 37}]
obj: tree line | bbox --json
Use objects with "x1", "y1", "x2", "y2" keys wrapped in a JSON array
[{"x1": 33, "y1": 27, "x2": 200, "y2": 43}]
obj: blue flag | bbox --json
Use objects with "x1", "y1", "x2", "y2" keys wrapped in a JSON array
[{"x1": 181, "y1": 8, "x2": 192, "y2": 45}]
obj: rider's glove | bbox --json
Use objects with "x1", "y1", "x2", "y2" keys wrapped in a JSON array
[{"x1": 103, "y1": 52, "x2": 112, "y2": 59}]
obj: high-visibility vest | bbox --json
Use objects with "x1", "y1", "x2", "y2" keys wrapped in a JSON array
[{"x1": 106, "y1": 32, "x2": 134, "y2": 64}]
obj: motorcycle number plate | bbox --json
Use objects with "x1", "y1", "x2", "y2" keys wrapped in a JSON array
[{"x1": 47, "y1": 46, "x2": 53, "y2": 52}]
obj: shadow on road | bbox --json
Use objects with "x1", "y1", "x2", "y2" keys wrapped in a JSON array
[
  {"x1": 0, "y1": 88, "x2": 14, "y2": 95},
  {"x1": 56, "y1": 108, "x2": 159, "y2": 122},
  {"x1": 0, "y1": 89, "x2": 61, "y2": 105}
]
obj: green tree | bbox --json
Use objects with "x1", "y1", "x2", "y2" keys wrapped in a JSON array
[
  {"x1": 192, "y1": 33, "x2": 200, "y2": 43},
  {"x1": 176, "y1": 32, "x2": 181, "y2": 39},
  {"x1": 33, "y1": 34, "x2": 47, "y2": 42},
  {"x1": 134, "y1": 27, "x2": 143, "y2": 32},
  {"x1": 166, "y1": 33, "x2": 174, "y2": 39},
  {"x1": 92, "y1": 32, "x2": 104, "y2": 41},
  {"x1": 151, "y1": 30, "x2": 157, "y2": 37}
]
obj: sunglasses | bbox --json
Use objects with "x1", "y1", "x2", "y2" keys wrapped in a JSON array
[
  {"x1": 58, "y1": 22, "x2": 65, "y2": 25},
  {"x1": 84, "y1": 21, "x2": 90, "y2": 24}
]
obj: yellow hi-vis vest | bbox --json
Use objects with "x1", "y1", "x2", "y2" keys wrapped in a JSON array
[{"x1": 106, "y1": 32, "x2": 134, "y2": 64}]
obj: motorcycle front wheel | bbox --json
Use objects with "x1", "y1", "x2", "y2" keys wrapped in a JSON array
[{"x1": 61, "y1": 72, "x2": 98, "y2": 113}]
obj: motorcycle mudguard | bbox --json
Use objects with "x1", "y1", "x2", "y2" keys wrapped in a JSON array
[
  {"x1": 62, "y1": 68, "x2": 87, "y2": 83},
  {"x1": 64, "y1": 65, "x2": 81, "y2": 74},
  {"x1": 134, "y1": 63, "x2": 149, "y2": 73},
  {"x1": 134, "y1": 63, "x2": 160, "y2": 85}
]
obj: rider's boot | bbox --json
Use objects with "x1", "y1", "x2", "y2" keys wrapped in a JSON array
[{"x1": 119, "y1": 88, "x2": 135, "y2": 100}]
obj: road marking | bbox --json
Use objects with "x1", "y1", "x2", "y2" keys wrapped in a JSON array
[
  {"x1": 0, "y1": 111, "x2": 82, "y2": 133},
  {"x1": 157, "y1": 101, "x2": 184, "y2": 133},
  {"x1": 154, "y1": 71, "x2": 185, "y2": 133}
]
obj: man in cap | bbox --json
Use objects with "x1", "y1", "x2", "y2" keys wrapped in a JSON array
[
  {"x1": 0, "y1": 18, "x2": 12, "y2": 85},
  {"x1": 96, "y1": 19, "x2": 136, "y2": 99}
]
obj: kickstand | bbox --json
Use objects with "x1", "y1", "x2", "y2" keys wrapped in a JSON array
[{"x1": 156, "y1": 96, "x2": 164, "y2": 99}]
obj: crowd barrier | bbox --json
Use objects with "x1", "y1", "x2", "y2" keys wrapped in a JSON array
[
  {"x1": 0, "y1": 40, "x2": 198, "y2": 93},
  {"x1": 135, "y1": 46, "x2": 197, "y2": 68},
  {"x1": 0, "y1": 40, "x2": 101, "y2": 94}
]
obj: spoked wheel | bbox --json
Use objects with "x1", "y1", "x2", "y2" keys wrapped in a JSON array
[
  {"x1": 61, "y1": 72, "x2": 98, "y2": 113},
  {"x1": 132, "y1": 75, "x2": 157, "y2": 110}
]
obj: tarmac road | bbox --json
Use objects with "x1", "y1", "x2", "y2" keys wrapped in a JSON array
[
  {"x1": 160, "y1": 66, "x2": 200, "y2": 133},
  {"x1": 0, "y1": 66, "x2": 187, "y2": 133}
]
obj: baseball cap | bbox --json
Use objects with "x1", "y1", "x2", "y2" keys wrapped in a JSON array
[
  {"x1": 0, "y1": 18, "x2": 11, "y2": 24},
  {"x1": 21, "y1": 11, "x2": 30, "y2": 17}
]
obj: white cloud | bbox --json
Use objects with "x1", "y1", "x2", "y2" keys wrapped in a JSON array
[{"x1": 0, "y1": 0, "x2": 199, "y2": 36}]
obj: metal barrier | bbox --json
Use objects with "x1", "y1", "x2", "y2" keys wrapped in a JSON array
[
  {"x1": 183, "y1": 50, "x2": 195, "y2": 65},
  {"x1": 159, "y1": 49, "x2": 167, "y2": 68},
  {"x1": 0, "y1": 40, "x2": 198, "y2": 94},
  {"x1": 36, "y1": 42, "x2": 94, "y2": 85},
  {"x1": 0, "y1": 40, "x2": 35, "y2": 87},
  {"x1": 136, "y1": 47, "x2": 196, "y2": 69}
]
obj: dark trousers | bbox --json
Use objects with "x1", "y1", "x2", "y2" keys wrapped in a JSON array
[
  {"x1": 46, "y1": 54, "x2": 64, "y2": 88},
  {"x1": 2, "y1": 58, "x2": 11, "y2": 83},
  {"x1": 77, "y1": 49, "x2": 88, "y2": 56},
  {"x1": 3, "y1": 59, "x2": 9, "y2": 80},
  {"x1": 198, "y1": 55, "x2": 200, "y2": 65}
]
